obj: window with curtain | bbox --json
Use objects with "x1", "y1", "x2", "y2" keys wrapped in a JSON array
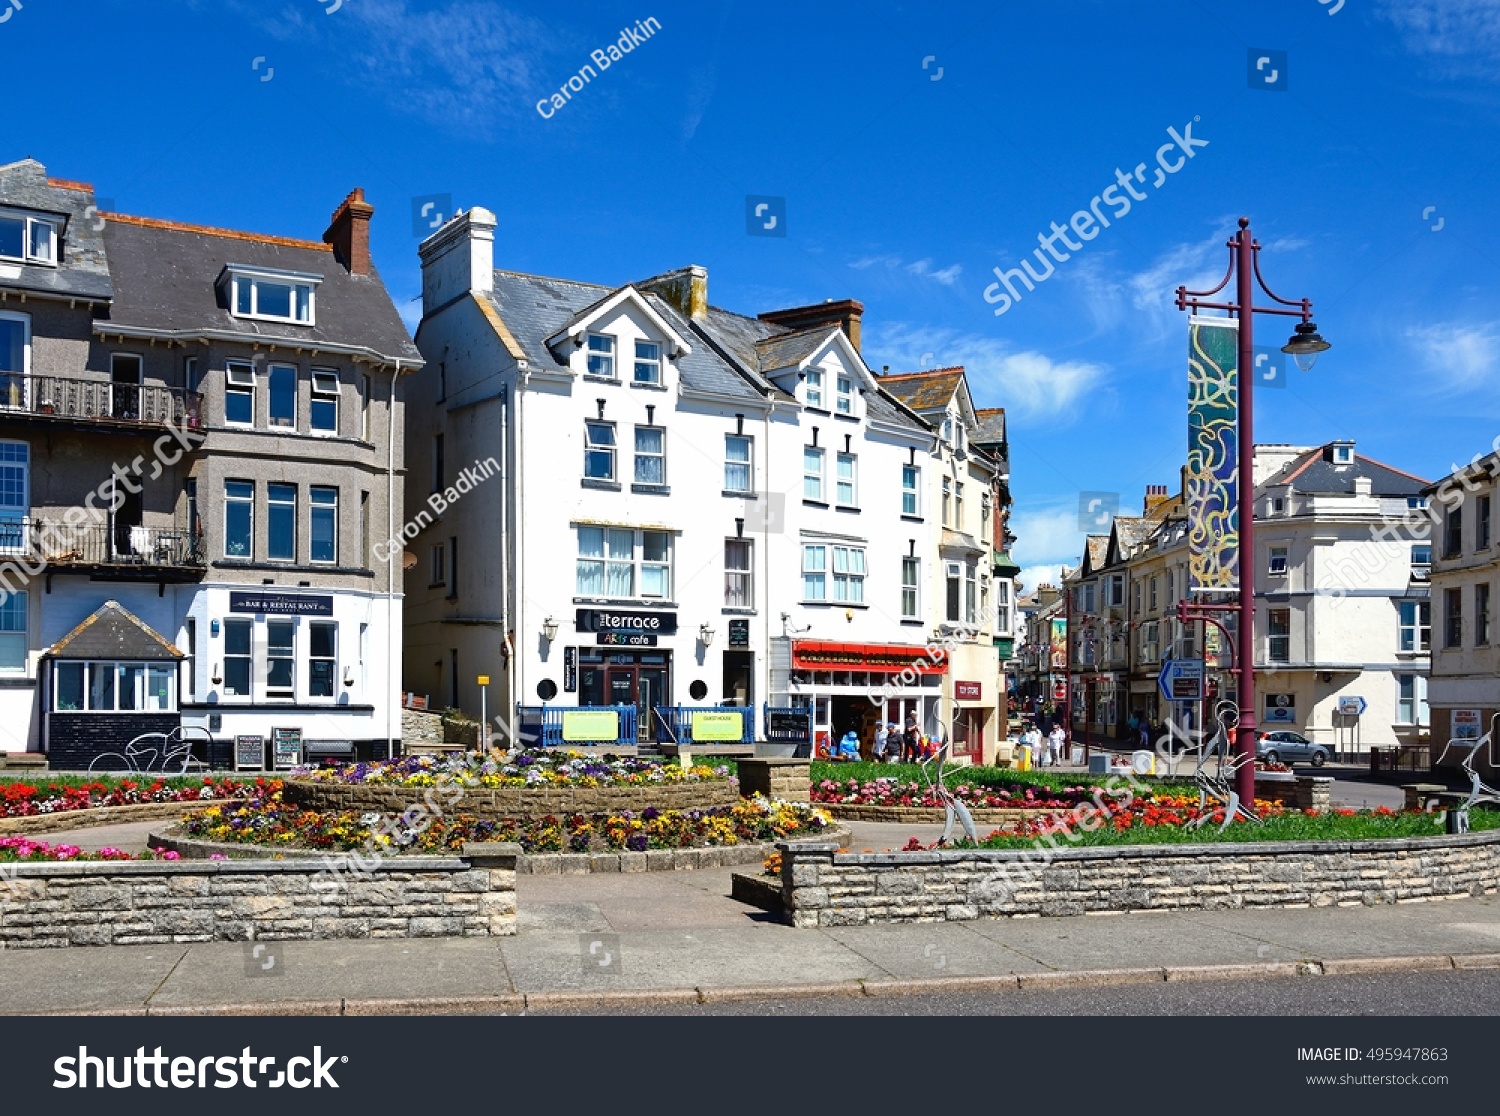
[{"x1": 634, "y1": 426, "x2": 665, "y2": 484}]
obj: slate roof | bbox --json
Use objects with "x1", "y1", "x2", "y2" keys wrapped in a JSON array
[
  {"x1": 0, "y1": 158, "x2": 113, "y2": 302},
  {"x1": 754, "y1": 326, "x2": 841, "y2": 374},
  {"x1": 100, "y1": 215, "x2": 420, "y2": 366},
  {"x1": 1085, "y1": 534, "x2": 1109, "y2": 570},
  {"x1": 489, "y1": 270, "x2": 767, "y2": 403},
  {"x1": 973, "y1": 407, "x2": 1007, "y2": 446},
  {"x1": 877, "y1": 368, "x2": 964, "y2": 412},
  {"x1": 1113, "y1": 516, "x2": 1150, "y2": 553},
  {"x1": 1265, "y1": 444, "x2": 1429, "y2": 496},
  {"x1": 48, "y1": 600, "x2": 182, "y2": 661}
]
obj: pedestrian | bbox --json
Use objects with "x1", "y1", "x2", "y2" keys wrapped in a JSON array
[
  {"x1": 873, "y1": 721, "x2": 890, "y2": 763},
  {"x1": 1138, "y1": 719, "x2": 1150, "y2": 751},
  {"x1": 903, "y1": 713, "x2": 921, "y2": 763},
  {"x1": 1048, "y1": 724, "x2": 1067, "y2": 767},
  {"x1": 835, "y1": 729, "x2": 861, "y2": 762}
]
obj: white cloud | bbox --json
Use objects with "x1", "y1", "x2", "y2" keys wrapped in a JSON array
[
  {"x1": 1406, "y1": 321, "x2": 1500, "y2": 390},
  {"x1": 1017, "y1": 564, "x2": 1069, "y2": 597},
  {"x1": 1063, "y1": 239, "x2": 1226, "y2": 339},
  {"x1": 848, "y1": 254, "x2": 963, "y2": 287},
  {"x1": 1380, "y1": 0, "x2": 1500, "y2": 64},
  {"x1": 869, "y1": 321, "x2": 1108, "y2": 420}
]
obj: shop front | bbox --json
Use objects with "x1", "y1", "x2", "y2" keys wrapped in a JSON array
[
  {"x1": 779, "y1": 639, "x2": 947, "y2": 758},
  {"x1": 571, "y1": 607, "x2": 679, "y2": 743}
]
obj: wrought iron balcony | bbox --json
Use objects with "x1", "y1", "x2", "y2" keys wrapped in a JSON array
[
  {"x1": 0, "y1": 517, "x2": 205, "y2": 577},
  {"x1": 0, "y1": 372, "x2": 203, "y2": 432}
]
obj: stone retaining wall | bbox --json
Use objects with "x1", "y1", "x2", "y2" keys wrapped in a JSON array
[
  {"x1": 777, "y1": 829, "x2": 1500, "y2": 928},
  {"x1": 819, "y1": 804, "x2": 1051, "y2": 826},
  {"x1": 0, "y1": 843, "x2": 520, "y2": 948},
  {"x1": 282, "y1": 777, "x2": 739, "y2": 819},
  {"x1": 0, "y1": 799, "x2": 234, "y2": 837},
  {"x1": 738, "y1": 759, "x2": 809, "y2": 803}
]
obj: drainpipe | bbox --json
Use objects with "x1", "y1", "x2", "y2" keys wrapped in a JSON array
[
  {"x1": 499, "y1": 382, "x2": 513, "y2": 744},
  {"x1": 386, "y1": 359, "x2": 401, "y2": 758}
]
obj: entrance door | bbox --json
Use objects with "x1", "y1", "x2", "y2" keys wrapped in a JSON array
[
  {"x1": 605, "y1": 661, "x2": 671, "y2": 743},
  {"x1": 111, "y1": 354, "x2": 142, "y2": 421}
]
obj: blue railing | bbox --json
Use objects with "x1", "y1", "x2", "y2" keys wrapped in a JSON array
[
  {"x1": 652, "y1": 705, "x2": 756, "y2": 746},
  {"x1": 514, "y1": 704, "x2": 639, "y2": 748}
]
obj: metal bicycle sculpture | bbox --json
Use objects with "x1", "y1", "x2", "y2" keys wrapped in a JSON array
[
  {"x1": 87, "y1": 726, "x2": 213, "y2": 775},
  {"x1": 1434, "y1": 714, "x2": 1500, "y2": 834},
  {"x1": 918, "y1": 728, "x2": 978, "y2": 846},
  {"x1": 1175, "y1": 699, "x2": 1259, "y2": 834}
]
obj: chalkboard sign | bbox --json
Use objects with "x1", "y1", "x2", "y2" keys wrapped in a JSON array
[
  {"x1": 766, "y1": 710, "x2": 811, "y2": 742},
  {"x1": 234, "y1": 735, "x2": 264, "y2": 771},
  {"x1": 271, "y1": 727, "x2": 303, "y2": 769}
]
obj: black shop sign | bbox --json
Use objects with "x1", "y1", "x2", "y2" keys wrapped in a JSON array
[{"x1": 575, "y1": 609, "x2": 677, "y2": 635}]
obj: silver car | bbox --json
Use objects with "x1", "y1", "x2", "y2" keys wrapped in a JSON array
[{"x1": 1256, "y1": 730, "x2": 1331, "y2": 767}]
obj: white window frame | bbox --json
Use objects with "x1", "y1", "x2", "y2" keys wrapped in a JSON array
[
  {"x1": 633, "y1": 425, "x2": 666, "y2": 485},
  {"x1": 835, "y1": 375, "x2": 854, "y2": 415},
  {"x1": 224, "y1": 480, "x2": 254, "y2": 559},
  {"x1": 802, "y1": 545, "x2": 828, "y2": 601},
  {"x1": 1332, "y1": 444, "x2": 1353, "y2": 465},
  {"x1": 901, "y1": 464, "x2": 920, "y2": 517},
  {"x1": 804, "y1": 369, "x2": 824, "y2": 409},
  {"x1": 995, "y1": 579, "x2": 1012, "y2": 635},
  {"x1": 835, "y1": 452, "x2": 857, "y2": 507},
  {"x1": 224, "y1": 361, "x2": 256, "y2": 427},
  {"x1": 265, "y1": 618, "x2": 296, "y2": 701},
  {"x1": 227, "y1": 267, "x2": 319, "y2": 325},
  {"x1": 724, "y1": 434, "x2": 753, "y2": 494},
  {"x1": 1268, "y1": 545, "x2": 1288, "y2": 576},
  {"x1": 0, "y1": 210, "x2": 58, "y2": 266},
  {"x1": 267, "y1": 363, "x2": 297, "y2": 429},
  {"x1": 222, "y1": 618, "x2": 254, "y2": 699},
  {"x1": 266, "y1": 482, "x2": 297, "y2": 562},
  {"x1": 1411, "y1": 543, "x2": 1432, "y2": 580},
  {"x1": 1268, "y1": 608, "x2": 1291, "y2": 663},
  {"x1": 941, "y1": 477, "x2": 951, "y2": 527},
  {"x1": 308, "y1": 621, "x2": 338, "y2": 700},
  {"x1": 831, "y1": 545, "x2": 866, "y2": 603},
  {"x1": 803, "y1": 446, "x2": 825, "y2": 502},
  {"x1": 430, "y1": 542, "x2": 447, "y2": 587},
  {"x1": 310, "y1": 369, "x2": 340, "y2": 434},
  {"x1": 1140, "y1": 620, "x2": 1160, "y2": 664},
  {"x1": 946, "y1": 561, "x2": 963, "y2": 623},
  {"x1": 586, "y1": 333, "x2": 615, "y2": 378},
  {"x1": 633, "y1": 339, "x2": 662, "y2": 385},
  {"x1": 584, "y1": 421, "x2": 617, "y2": 481},
  {"x1": 0, "y1": 589, "x2": 25, "y2": 674},
  {"x1": 575, "y1": 527, "x2": 674, "y2": 602},
  {"x1": 901, "y1": 556, "x2": 920, "y2": 619},
  {"x1": 1396, "y1": 673, "x2": 1430, "y2": 727},
  {"x1": 1398, "y1": 599, "x2": 1430, "y2": 653},
  {"x1": 1107, "y1": 573, "x2": 1125, "y2": 608},
  {"x1": 725, "y1": 538, "x2": 753, "y2": 609},
  {"x1": 310, "y1": 486, "x2": 338, "y2": 565}
]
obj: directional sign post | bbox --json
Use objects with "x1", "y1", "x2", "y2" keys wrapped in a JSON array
[
  {"x1": 1336, "y1": 695, "x2": 1367, "y2": 717},
  {"x1": 1158, "y1": 658, "x2": 1206, "y2": 704}
]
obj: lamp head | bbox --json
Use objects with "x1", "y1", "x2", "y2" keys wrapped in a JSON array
[{"x1": 1282, "y1": 321, "x2": 1330, "y2": 372}]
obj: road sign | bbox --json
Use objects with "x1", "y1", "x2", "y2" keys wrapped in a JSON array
[
  {"x1": 1336, "y1": 695, "x2": 1367, "y2": 717},
  {"x1": 477, "y1": 675, "x2": 490, "y2": 686},
  {"x1": 1157, "y1": 658, "x2": 1205, "y2": 703}
]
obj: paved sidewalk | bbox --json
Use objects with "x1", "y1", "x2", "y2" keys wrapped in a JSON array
[{"x1": 3, "y1": 866, "x2": 1500, "y2": 1014}]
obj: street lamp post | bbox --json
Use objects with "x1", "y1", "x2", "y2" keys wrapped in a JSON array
[{"x1": 1175, "y1": 217, "x2": 1329, "y2": 809}]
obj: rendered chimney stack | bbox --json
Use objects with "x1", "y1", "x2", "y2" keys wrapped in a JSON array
[{"x1": 324, "y1": 188, "x2": 374, "y2": 276}]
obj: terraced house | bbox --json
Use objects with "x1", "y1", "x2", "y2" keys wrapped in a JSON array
[
  {"x1": 0, "y1": 158, "x2": 417, "y2": 767},
  {"x1": 405, "y1": 207, "x2": 983, "y2": 755}
]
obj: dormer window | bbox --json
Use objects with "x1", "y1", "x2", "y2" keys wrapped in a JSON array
[
  {"x1": 226, "y1": 266, "x2": 319, "y2": 325},
  {"x1": 836, "y1": 375, "x2": 854, "y2": 415},
  {"x1": 634, "y1": 340, "x2": 661, "y2": 385},
  {"x1": 0, "y1": 210, "x2": 58, "y2": 266},
  {"x1": 586, "y1": 333, "x2": 615, "y2": 378},
  {"x1": 1331, "y1": 442, "x2": 1354, "y2": 465}
]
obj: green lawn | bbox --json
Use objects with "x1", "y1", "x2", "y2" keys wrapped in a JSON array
[{"x1": 810, "y1": 760, "x2": 1113, "y2": 793}]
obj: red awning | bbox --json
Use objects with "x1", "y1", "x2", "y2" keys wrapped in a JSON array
[{"x1": 791, "y1": 639, "x2": 948, "y2": 674}]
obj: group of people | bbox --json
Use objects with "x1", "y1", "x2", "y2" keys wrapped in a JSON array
[
  {"x1": 1017, "y1": 722, "x2": 1069, "y2": 767},
  {"x1": 823, "y1": 714, "x2": 933, "y2": 763}
]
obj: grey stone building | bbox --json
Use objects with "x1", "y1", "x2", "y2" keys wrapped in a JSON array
[{"x1": 0, "y1": 158, "x2": 418, "y2": 767}]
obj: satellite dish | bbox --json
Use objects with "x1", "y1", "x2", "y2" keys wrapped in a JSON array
[{"x1": 401, "y1": 550, "x2": 418, "y2": 571}]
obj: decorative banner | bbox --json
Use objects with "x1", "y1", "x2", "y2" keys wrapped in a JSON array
[
  {"x1": 1048, "y1": 618, "x2": 1068, "y2": 670},
  {"x1": 1187, "y1": 317, "x2": 1239, "y2": 592}
]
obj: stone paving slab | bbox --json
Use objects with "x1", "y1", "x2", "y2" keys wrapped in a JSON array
[{"x1": 0, "y1": 943, "x2": 187, "y2": 1014}]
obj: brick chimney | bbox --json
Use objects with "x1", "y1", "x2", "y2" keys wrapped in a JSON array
[
  {"x1": 323, "y1": 188, "x2": 375, "y2": 276},
  {"x1": 1143, "y1": 484, "x2": 1170, "y2": 516},
  {"x1": 758, "y1": 298, "x2": 864, "y2": 351}
]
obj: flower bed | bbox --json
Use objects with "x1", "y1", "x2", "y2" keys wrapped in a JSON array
[
  {"x1": 298, "y1": 748, "x2": 732, "y2": 788},
  {"x1": 0, "y1": 776, "x2": 243, "y2": 820},
  {"x1": 181, "y1": 780, "x2": 832, "y2": 855},
  {"x1": 811, "y1": 774, "x2": 1096, "y2": 811},
  {"x1": 0, "y1": 835, "x2": 187, "y2": 863}
]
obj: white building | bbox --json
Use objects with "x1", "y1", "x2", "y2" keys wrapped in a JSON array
[{"x1": 404, "y1": 209, "x2": 948, "y2": 753}]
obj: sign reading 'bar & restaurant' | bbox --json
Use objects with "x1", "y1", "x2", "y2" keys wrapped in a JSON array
[{"x1": 229, "y1": 592, "x2": 334, "y2": 616}]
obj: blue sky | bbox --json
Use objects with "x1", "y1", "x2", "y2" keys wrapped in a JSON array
[{"x1": 5, "y1": 0, "x2": 1500, "y2": 593}]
